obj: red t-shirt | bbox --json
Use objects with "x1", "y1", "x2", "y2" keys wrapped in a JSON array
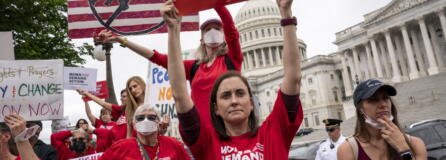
[
  {"x1": 94, "y1": 128, "x2": 113, "y2": 152},
  {"x1": 94, "y1": 118, "x2": 116, "y2": 129},
  {"x1": 149, "y1": 6, "x2": 242, "y2": 129},
  {"x1": 184, "y1": 91, "x2": 303, "y2": 160},
  {"x1": 50, "y1": 130, "x2": 97, "y2": 160},
  {"x1": 99, "y1": 136, "x2": 192, "y2": 160},
  {"x1": 110, "y1": 104, "x2": 136, "y2": 142}
]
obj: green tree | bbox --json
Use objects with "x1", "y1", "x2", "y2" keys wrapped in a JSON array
[{"x1": 0, "y1": 0, "x2": 93, "y2": 66}]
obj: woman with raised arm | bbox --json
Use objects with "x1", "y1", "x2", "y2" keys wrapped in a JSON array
[
  {"x1": 94, "y1": 0, "x2": 243, "y2": 128},
  {"x1": 163, "y1": 0, "x2": 303, "y2": 159},
  {"x1": 1, "y1": 114, "x2": 40, "y2": 160},
  {"x1": 337, "y1": 79, "x2": 427, "y2": 160}
]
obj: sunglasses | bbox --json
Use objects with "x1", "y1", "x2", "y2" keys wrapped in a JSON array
[
  {"x1": 326, "y1": 127, "x2": 336, "y2": 132},
  {"x1": 72, "y1": 138, "x2": 85, "y2": 142},
  {"x1": 135, "y1": 114, "x2": 157, "y2": 122}
]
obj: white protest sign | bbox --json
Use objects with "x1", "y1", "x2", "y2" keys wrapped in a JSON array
[
  {"x1": 0, "y1": 60, "x2": 64, "y2": 122},
  {"x1": 64, "y1": 67, "x2": 97, "y2": 91},
  {"x1": 70, "y1": 152, "x2": 103, "y2": 160},
  {"x1": 144, "y1": 49, "x2": 195, "y2": 121},
  {"x1": 0, "y1": 32, "x2": 14, "y2": 60},
  {"x1": 51, "y1": 116, "x2": 74, "y2": 134}
]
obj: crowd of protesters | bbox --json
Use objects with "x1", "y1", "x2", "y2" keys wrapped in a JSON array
[{"x1": 0, "y1": 0, "x2": 427, "y2": 159}]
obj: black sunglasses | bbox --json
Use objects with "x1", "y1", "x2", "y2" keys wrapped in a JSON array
[
  {"x1": 135, "y1": 114, "x2": 157, "y2": 122},
  {"x1": 326, "y1": 127, "x2": 336, "y2": 132}
]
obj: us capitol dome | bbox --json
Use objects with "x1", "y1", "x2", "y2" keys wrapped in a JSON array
[{"x1": 235, "y1": 0, "x2": 307, "y2": 77}]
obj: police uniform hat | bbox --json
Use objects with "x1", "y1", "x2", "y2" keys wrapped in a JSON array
[{"x1": 323, "y1": 119, "x2": 343, "y2": 128}]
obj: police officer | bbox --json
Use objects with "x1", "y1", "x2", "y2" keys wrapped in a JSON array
[{"x1": 315, "y1": 118, "x2": 346, "y2": 160}]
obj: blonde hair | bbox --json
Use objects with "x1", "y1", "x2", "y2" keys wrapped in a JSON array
[
  {"x1": 132, "y1": 104, "x2": 160, "y2": 124},
  {"x1": 125, "y1": 76, "x2": 146, "y2": 129}
]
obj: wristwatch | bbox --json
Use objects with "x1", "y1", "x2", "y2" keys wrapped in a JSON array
[
  {"x1": 280, "y1": 17, "x2": 297, "y2": 26},
  {"x1": 400, "y1": 150, "x2": 414, "y2": 160}
]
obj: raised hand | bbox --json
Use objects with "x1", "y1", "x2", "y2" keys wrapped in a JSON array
[
  {"x1": 4, "y1": 114, "x2": 27, "y2": 137},
  {"x1": 160, "y1": 0, "x2": 182, "y2": 28},
  {"x1": 93, "y1": 29, "x2": 123, "y2": 43},
  {"x1": 377, "y1": 117, "x2": 410, "y2": 152},
  {"x1": 276, "y1": 0, "x2": 293, "y2": 18}
]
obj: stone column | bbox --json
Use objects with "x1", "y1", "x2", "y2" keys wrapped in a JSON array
[
  {"x1": 253, "y1": 50, "x2": 259, "y2": 68},
  {"x1": 261, "y1": 48, "x2": 267, "y2": 67},
  {"x1": 394, "y1": 34, "x2": 409, "y2": 79},
  {"x1": 370, "y1": 38, "x2": 384, "y2": 77},
  {"x1": 437, "y1": 9, "x2": 446, "y2": 41},
  {"x1": 269, "y1": 47, "x2": 274, "y2": 65},
  {"x1": 378, "y1": 40, "x2": 391, "y2": 78},
  {"x1": 418, "y1": 16, "x2": 439, "y2": 75},
  {"x1": 361, "y1": 48, "x2": 370, "y2": 79},
  {"x1": 410, "y1": 29, "x2": 427, "y2": 76},
  {"x1": 247, "y1": 51, "x2": 254, "y2": 70},
  {"x1": 401, "y1": 25, "x2": 420, "y2": 79},
  {"x1": 365, "y1": 43, "x2": 376, "y2": 78},
  {"x1": 384, "y1": 30, "x2": 402, "y2": 82},
  {"x1": 276, "y1": 46, "x2": 283, "y2": 65},
  {"x1": 427, "y1": 23, "x2": 445, "y2": 69},
  {"x1": 341, "y1": 53, "x2": 353, "y2": 96},
  {"x1": 352, "y1": 47, "x2": 361, "y2": 80},
  {"x1": 347, "y1": 51, "x2": 358, "y2": 85}
]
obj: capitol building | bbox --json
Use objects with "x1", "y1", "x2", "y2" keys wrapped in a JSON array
[{"x1": 237, "y1": 0, "x2": 446, "y2": 129}]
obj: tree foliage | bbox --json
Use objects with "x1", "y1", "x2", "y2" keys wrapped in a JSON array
[{"x1": 0, "y1": 0, "x2": 93, "y2": 66}]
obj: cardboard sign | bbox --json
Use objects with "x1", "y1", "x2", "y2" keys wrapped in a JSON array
[
  {"x1": 175, "y1": 0, "x2": 247, "y2": 15},
  {"x1": 82, "y1": 81, "x2": 109, "y2": 102},
  {"x1": 51, "y1": 116, "x2": 74, "y2": 134},
  {"x1": 64, "y1": 67, "x2": 97, "y2": 91},
  {"x1": 144, "y1": 50, "x2": 195, "y2": 121},
  {"x1": 70, "y1": 152, "x2": 103, "y2": 160},
  {"x1": 0, "y1": 60, "x2": 64, "y2": 122}
]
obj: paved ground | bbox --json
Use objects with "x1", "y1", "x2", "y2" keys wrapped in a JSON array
[{"x1": 292, "y1": 72, "x2": 446, "y2": 145}]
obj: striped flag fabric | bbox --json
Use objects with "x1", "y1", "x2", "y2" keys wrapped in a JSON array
[{"x1": 68, "y1": 0, "x2": 199, "y2": 39}]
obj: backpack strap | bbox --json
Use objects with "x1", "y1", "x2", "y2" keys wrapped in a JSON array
[
  {"x1": 189, "y1": 55, "x2": 235, "y2": 83},
  {"x1": 347, "y1": 137, "x2": 359, "y2": 160},
  {"x1": 189, "y1": 60, "x2": 200, "y2": 83}
]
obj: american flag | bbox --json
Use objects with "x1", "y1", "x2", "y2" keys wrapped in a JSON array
[{"x1": 68, "y1": 0, "x2": 199, "y2": 39}]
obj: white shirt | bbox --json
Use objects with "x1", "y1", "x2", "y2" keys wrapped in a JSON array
[{"x1": 315, "y1": 135, "x2": 346, "y2": 160}]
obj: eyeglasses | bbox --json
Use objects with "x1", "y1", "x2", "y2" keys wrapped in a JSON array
[
  {"x1": 135, "y1": 114, "x2": 157, "y2": 122},
  {"x1": 326, "y1": 127, "x2": 336, "y2": 132}
]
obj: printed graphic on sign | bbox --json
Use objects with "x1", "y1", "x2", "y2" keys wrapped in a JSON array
[
  {"x1": 0, "y1": 60, "x2": 64, "y2": 122},
  {"x1": 82, "y1": 81, "x2": 109, "y2": 101},
  {"x1": 67, "y1": 0, "x2": 199, "y2": 39},
  {"x1": 64, "y1": 67, "x2": 97, "y2": 91}
]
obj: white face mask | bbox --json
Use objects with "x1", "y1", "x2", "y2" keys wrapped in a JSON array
[
  {"x1": 363, "y1": 113, "x2": 394, "y2": 130},
  {"x1": 135, "y1": 119, "x2": 158, "y2": 135},
  {"x1": 203, "y1": 28, "x2": 224, "y2": 46}
]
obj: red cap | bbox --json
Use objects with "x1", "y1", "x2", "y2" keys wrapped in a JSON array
[{"x1": 200, "y1": 18, "x2": 222, "y2": 30}]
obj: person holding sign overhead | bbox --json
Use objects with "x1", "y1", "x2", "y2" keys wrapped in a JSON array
[
  {"x1": 94, "y1": 0, "x2": 243, "y2": 129},
  {"x1": 164, "y1": 0, "x2": 303, "y2": 159},
  {"x1": 99, "y1": 104, "x2": 191, "y2": 160}
]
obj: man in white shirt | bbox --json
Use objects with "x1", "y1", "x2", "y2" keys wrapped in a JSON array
[{"x1": 315, "y1": 119, "x2": 346, "y2": 160}]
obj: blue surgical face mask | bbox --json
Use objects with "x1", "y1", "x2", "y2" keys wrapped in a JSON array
[{"x1": 363, "y1": 113, "x2": 394, "y2": 130}]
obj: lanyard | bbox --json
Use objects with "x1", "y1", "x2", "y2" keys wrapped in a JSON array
[{"x1": 136, "y1": 138, "x2": 159, "y2": 160}]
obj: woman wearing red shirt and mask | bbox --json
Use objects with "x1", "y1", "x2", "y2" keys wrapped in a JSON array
[
  {"x1": 50, "y1": 128, "x2": 96, "y2": 160},
  {"x1": 93, "y1": 0, "x2": 243, "y2": 130},
  {"x1": 99, "y1": 104, "x2": 191, "y2": 160},
  {"x1": 164, "y1": 0, "x2": 303, "y2": 159}
]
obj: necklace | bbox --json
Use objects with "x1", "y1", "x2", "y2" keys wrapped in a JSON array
[{"x1": 136, "y1": 138, "x2": 160, "y2": 160}]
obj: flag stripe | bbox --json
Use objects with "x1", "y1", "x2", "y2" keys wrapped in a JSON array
[
  {"x1": 68, "y1": 22, "x2": 199, "y2": 39},
  {"x1": 68, "y1": 15, "x2": 199, "y2": 29},
  {"x1": 68, "y1": 3, "x2": 163, "y2": 15},
  {"x1": 68, "y1": 10, "x2": 198, "y2": 23},
  {"x1": 68, "y1": 0, "x2": 164, "y2": 8}
]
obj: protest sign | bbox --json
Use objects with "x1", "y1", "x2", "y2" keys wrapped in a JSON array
[
  {"x1": 82, "y1": 81, "x2": 109, "y2": 101},
  {"x1": 64, "y1": 67, "x2": 97, "y2": 91},
  {"x1": 67, "y1": 0, "x2": 199, "y2": 39},
  {"x1": 51, "y1": 116, "x2": 74, "y2": 134},
  {"x1": 70, "y1": 152, "x2": 103, "y2": 160},
  {"x1": 144, "y1": 50, "x2": 195, "y2": 121},
  {"x1": 0, "y1": 32, "x2": 14, "y2": 60},
  {"x1": 175, "y1": 0, "x2": 247, "y2": 15},
  {"x1": 0, "y1": 60, "x2": 64, "y2": 122}
]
